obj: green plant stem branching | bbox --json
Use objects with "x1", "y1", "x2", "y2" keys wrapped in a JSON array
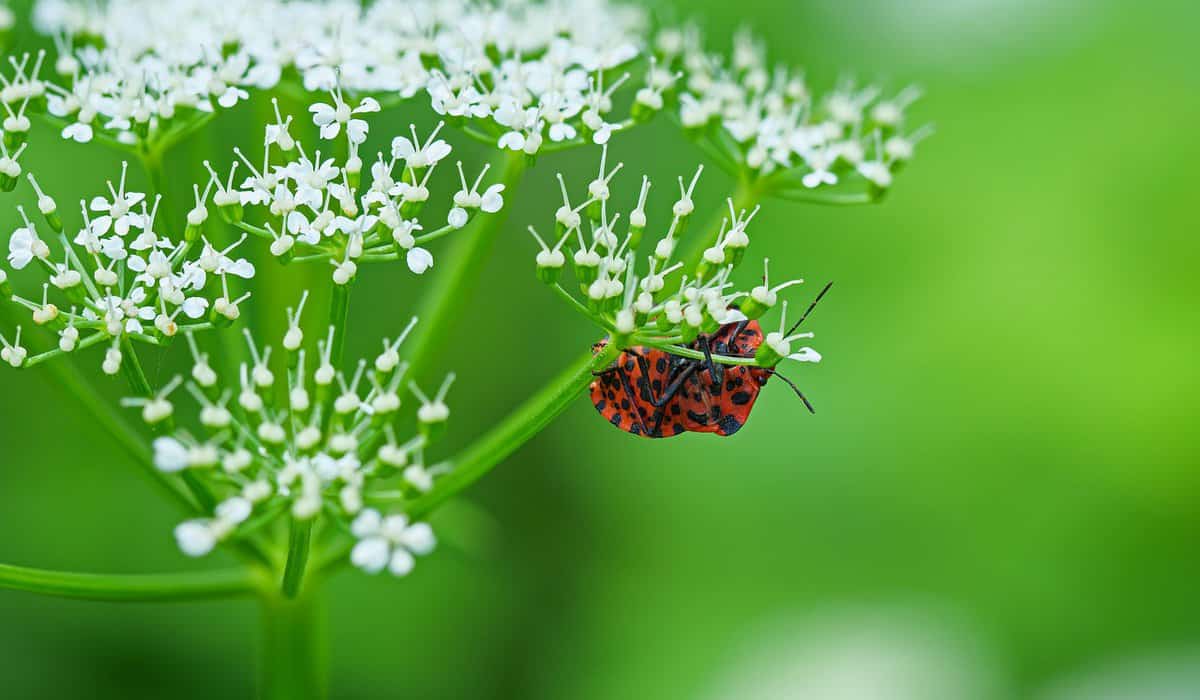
[
  {"x1": 317, "y1": 342, "x2": 621, "y2": 572},
  {"x1": 0, "y1": 563, "x2": 261, "y2": 602},
  {"x1": 280, "y1": 517, "x2": 313, "y2": 598}
]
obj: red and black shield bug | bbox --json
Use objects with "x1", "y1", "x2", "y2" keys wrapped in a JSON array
[{"x1": 589, "y1": 283, "x2": 831, "y2": 438}]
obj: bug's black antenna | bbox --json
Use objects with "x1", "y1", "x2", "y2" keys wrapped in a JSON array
[
  {"x1": 767, "y1": 369, "x2": 815, "y2": 414},
  {"x1": 785, "y1": 281, "x2": 833, "y2": 337}
]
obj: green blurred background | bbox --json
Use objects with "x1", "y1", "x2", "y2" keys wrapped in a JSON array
[{"x1": 2, "y1": 0, "x2": 1198, "y2": 698}]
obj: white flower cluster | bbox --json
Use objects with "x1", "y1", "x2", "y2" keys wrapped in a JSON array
[
  {"x1": 30, "y1": 0, "x2": 646, "y2": 153},
  {"x1": 528, "y1": 147, "x2": 822, "y2": 367},
  {"x1": 205, "y1": 96, "x2": 503, "y2": 282},
  {"x1": 0, "y1": 52, "x2": 42, "y2": 177},
  {"x1": 1, "y1": 163, "x2": 251, "y2": 372},
  {"x1": 654, "y1": 27, "x2": 930, "y2": 191},
  {"x1": 145, "y1": 300, "x2": 448, "y2": 577}
]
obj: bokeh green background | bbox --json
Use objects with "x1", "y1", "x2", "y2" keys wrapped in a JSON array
[{"x1": 2, "y1": 0, "x2": 1198, "y2": 698}]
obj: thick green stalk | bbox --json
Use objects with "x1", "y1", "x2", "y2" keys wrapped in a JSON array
[
  {"x1": 327, "y1": 283, "x2": 351, "y2": 368},
  {"x1": 119, "y1": 336, "x2": 154, "y2": 395},
  {"x1": 140, "y1": 147, "x2": 172, "y2": 227},
  {"x1": 280, "y1": 517, "x2": 313, "y2": 599},
  {"x1": 121, "y1": 337, "x2": 220, "y2": 513},
  {"x1": 259, "y1": 590, "x2": 327, "y2": 700},
  {"x1": 406, "y1": 342, "x2": 620, "y2": 519},
  {"x1": 404, "y1": 150, "x2": 527, "y2": 382},
  {"x1": 316, "y1": 342, "x2": 619, "y2": 573},
  {"x1": 0, "y1": 563, "x2": 259, "y2": 602}
]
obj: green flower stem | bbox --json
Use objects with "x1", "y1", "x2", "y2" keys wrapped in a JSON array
[
  {"x1": 327, "y1": 283, "x2": 351, "y2": 368},
  {"x1": 679, "y1": 177, "x2": 763, "y2": 275},
  {"x1": 141, "y1": 147, "x2": 169, "y2": 219},
  {"x1": 119, "y1": 336, "x2": 155, "y2": 396},
  {"x1": 316, "y1": 342, "x2": 619, "y2": 573},
  {"x1": 409, "y1": 341, "x2": 620, "y2": 519},
  {"x1": 631, "y1": 337, "x2": 763, "y2": 367},
  {"x1": 0, "y1": 563, "x2": 261, "y2": 602},
  {"x1": 119, "y1": 338, "x2": 217, "y2": 514},
  {"x1": 259, "y1": 589, "x2": 327, "y2": 700},
  {"x1": 280, "y1": 517, "x2": 313, "y2": 599},
  {"x1": 770, "y1": 188, "x2": 875, "y2": 205},
  {"x1": 118, "y1": 337, "x2": 273, "y2": 565},
  {"x1": 550, "y1": 283, "x2": 615, "y2": 332},
  {"x1": 404, "y1": 150, "x2": 527, "y2": 382}
]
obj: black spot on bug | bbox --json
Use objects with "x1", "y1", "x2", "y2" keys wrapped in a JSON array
[
  {"x1": 671, "y1": 404, "x2": 681, "y2": 415},
  {"x1": 630, "y1": 423, "x2": 641, "y2": 436},
  {"x1": 731, "y1": 391, "x2": 752, "y2": 405},
  {"x1": 687, "y1": 410, "x2": 708, "y2": 425},
  {"x1": 672, "y1": 423, "x2": 685, "y2": 435},
  {"x1": 651, "y1": 380, "x2": 662, "y2": 393},
  {"x1": 595, "y1": 400, "x2": 606, "y2": 412},
  {"x1": 725, "y1": 380, "x2": 736, "y2": 391},
  {"x1": 620, "y1": 398, "x2": 631, "y2": 410},
  {"x1": 718, "y1": 414, "x2": 742, "y2": 435},
  {"x1": 655, "y1": 357, "x2": 667, "y2": 373},
  {"x1": 623, "y1": 359, "x2": 635, "y2": 371},
  {"x1": 610, "y1": 413, "x2": 622, "y2": 427},
  {"x1": 606, "y1": 390, "x2": 616, "y2": 401}
]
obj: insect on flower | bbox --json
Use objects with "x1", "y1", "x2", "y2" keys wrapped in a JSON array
[{"x1": 590, "y1": 283, "x2": 831, "y2": 438}]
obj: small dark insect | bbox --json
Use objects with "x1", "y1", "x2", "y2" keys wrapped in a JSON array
[{"x1": 589, "y1": 283, "x2": 829, "y2": 438}]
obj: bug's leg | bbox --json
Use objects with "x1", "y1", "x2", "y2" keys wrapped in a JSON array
[
  {"x1": 614, "y1": 366, "x2": 652, "y2": 434},
  {"x1": 630, "y1": 350, "x2": 681, "y2": 408},
  {"x1": 650, "y1": 362, "x2": 697, "y2": 435},
  {"x1": 725, "y1": 320, "x2": 750, "y2": 351},
  {"x1": 767, "y1": 369, "x2": 816, "y2": 413},
  {"x1": 698, "y1": 336, "x2": 721, "y2": 386},
  {"x1": 699, "y1": 335, "x2": 734, "y2": 392},
  {"x1": 652, "y1": 362, "x2": 698, "y2": 408}
]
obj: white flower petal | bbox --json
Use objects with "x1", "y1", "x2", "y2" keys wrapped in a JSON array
[
  {"x1": 388, "y1": 548, "x2": 415, "y2": 577},
  {"x1": 153, "y1": 437, "x2": 189, "y2": 472},
  {"x1": 175, "y1": 521, "x2": 216, "y2": 557},
  {"x1": 351, "y1": 509, "x2": 382, "y2": 538},
  {"x1": 351, "y1": 537, "x2": 390, "y2": 574},
  {"x1": 406, "y1": 247, "x2": 433, "y2": 274},
  {"x1": 447, "y1": 207, "x2": 469, "y2": 229},
  {"x1": 181, "y1": 297, "x2": 209, "y2": 319},
  {"x1": 399, "y1": 522, "x2": 436, "y2": 556},
  {"x1": 787, "y1": 347, "x2": 822, "y2": 363}
]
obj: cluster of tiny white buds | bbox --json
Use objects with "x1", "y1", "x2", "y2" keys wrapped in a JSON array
[
  {"x1": 529, "y1": 148, "x2": 824, "y2": 368},
  {"x1": 652, "y1": 24, "x2": 927, "y2": 195},
  {"x1": 136, "y1": 290, "x2": 455, "y2": 569},
  {"x1": 350, "y1": 509, "x2": 436, "y2": 577},
  {"x1": 2, "y1": 161, "x2": 246, "y2": 376}
]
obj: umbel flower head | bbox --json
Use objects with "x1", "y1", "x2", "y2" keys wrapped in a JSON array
[
  {"x1": 141, "y1": 296, "x2": 449, "y2": 576},
  {"x1": 1, "y1": 162, "x2": 250, "y2": 373},
  {"x1": 652, "y1": 26, "x2": 931, "y2": 198},
  {"x1": 28, "y1": 0, "x2": 647, "y2": 155},
  {"x1": 529, "y1": 145, "x2": 822, "y2": 369},
  {"x1": 207, "y1": 95, "x2": 505, "y2": 283}
]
